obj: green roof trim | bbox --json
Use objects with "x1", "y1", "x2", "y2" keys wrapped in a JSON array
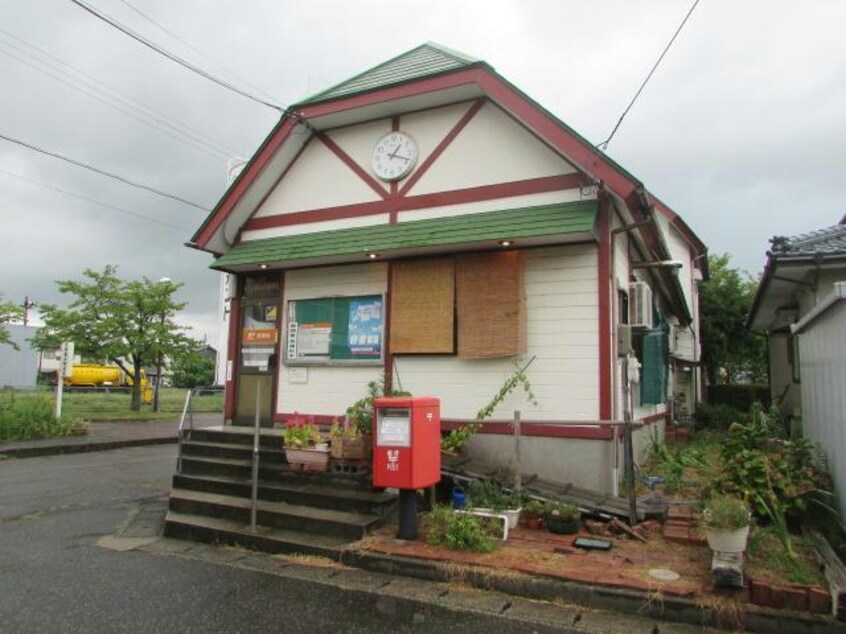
[
  {"x1": 213, "y1": 200, "x2": 597, "y2": 271},
  {"x1": 297, "y1": 43, "x2": 481, "y2": 105}
]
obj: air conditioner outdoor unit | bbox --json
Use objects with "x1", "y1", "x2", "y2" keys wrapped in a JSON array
[{"x1": 629, "y1": 281, "x2": 653, "y2": 329}]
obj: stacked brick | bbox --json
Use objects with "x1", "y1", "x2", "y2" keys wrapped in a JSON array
[{"x1": 662, "y1": 504, "x2": 706, "y2": 546}]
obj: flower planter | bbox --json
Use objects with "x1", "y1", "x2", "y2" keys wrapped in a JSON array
[
  {"x1": 284, "y1": 447, "x2": 330, "y2": 471},
  {"x1": 546, "y1": 514, "x2": 580, "y2": 535},
  {"x1": 705, "y1": 525, "x2": 749, "y2": 553},
  {"x1": 330, "y1": 434, "x2": 371, "y2": 460},
  {"x1": 502, "y1": 508, "x2": 522, "y2": 530},
  {"x1": 525, "y1": 516, "x2": 543, "y2": 530}
]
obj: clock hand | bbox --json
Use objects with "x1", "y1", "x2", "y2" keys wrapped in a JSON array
[{"x1": 388, "y1": 144, "x2": 402, "y2": 160}]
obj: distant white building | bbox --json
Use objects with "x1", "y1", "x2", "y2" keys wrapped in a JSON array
[{"x1": 0, "y1": 325, "x2": 40, "y2": 389}]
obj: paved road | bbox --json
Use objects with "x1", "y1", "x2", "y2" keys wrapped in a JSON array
[{"x1": 0, "y1": 446, "x2": 708, "y2": 634}]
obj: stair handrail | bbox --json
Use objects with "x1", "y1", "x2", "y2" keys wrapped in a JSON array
[
  {"x1": 176, "y1": 387, "x2": 197, "y2": 476},
  {"x1": 250, "y1": 381, "x2": 261, "y2": 531}
]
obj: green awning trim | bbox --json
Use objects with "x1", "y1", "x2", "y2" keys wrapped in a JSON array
[{"x1": 213, "y1": 200, "x2": 597, "y2": 271}]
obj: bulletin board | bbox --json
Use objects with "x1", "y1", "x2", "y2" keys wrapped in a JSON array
[{"x1": 285, "y1": 295, "x2": 383, "y2": 364}]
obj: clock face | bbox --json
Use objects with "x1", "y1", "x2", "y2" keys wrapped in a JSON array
[{"x1": 372, "y1": 132, "x2": 418, "y2": 182}]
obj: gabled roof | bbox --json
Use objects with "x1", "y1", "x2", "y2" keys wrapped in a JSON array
[
  {"x1": 770, "y1": 225, "x2": 846, "y2": 258},
  {"x1": 748, "y1": 222, "x2": 846, "y2": 331},
  {"x1": 298, "y1": 43, "x2": 482, "y2": 105},
  {"x1": 212, "y1": 201, "x2": 597, "y2": 273}
]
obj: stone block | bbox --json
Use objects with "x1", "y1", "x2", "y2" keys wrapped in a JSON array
[
  {"x1": 749, "y1": 578, "x2": 771, "y2": 607},
  {"x1": 783, "y1": 585, "x2": 808, "y2": 612},
  {"x1": 807, "y1": 586, "x2": 832, "y2": 615}
]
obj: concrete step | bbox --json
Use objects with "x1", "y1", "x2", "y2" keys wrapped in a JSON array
[
  {"x1": 187, "y1": 428, "x2": 282, "y2": 448},
  {"x1": 172, "y1": 473, "x2": 398, "y2": 518},
  {"x1": 181, "y1": 440, "x2": 285, "y2": 463},
  {"x1": 180, "y1": 455, "x2": 373, "y2": 490},
  {"x1": 168, "y1": 489, "x2": 381, "y2": 541},
  {"x1": 162, "y1": 511, "x2": 350, "y2": 558}
]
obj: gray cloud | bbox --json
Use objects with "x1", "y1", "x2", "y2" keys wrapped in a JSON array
[{"x1": 2, "y1": 0, "x2": 843, "y2": 344}]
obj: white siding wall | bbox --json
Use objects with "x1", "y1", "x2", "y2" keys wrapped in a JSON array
[
  {"x1": 396, "y1": 245, "x2": 599, "y2": 421},
  {"x1": 797, "y1": 301, "x2": 846, "y2": 524},
  {"x1": 277, "y1": 263, "x2": 388, "y2": 415}
]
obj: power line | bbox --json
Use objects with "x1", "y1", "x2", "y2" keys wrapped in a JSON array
[
  {"x1": 0, "y1": 132, "x2": 211, "y2": 211},
  {"x1": 69, "y1": 0, "x2": 284, "y2": 112},
  {"x1": 0, "y1": 42, "x2": 228, "y2": 161},
  {"x1": 0, "y1": 168, "x2": 192, "y2": 232},
  {"x1": 0, "y1": 27, "x2": 244, "y2": 158},
  {"x1": 597, "y1": 0, "x2": 702, "y2": 150},
  {"x1": 115, "y1": 0, "x2": 282, "y2": 105}
]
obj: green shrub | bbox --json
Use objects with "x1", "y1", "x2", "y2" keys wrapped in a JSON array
[
  {"x1": 425, "y1": 505, "x2": 498, "y2": 553},
  {"x1": 694, "y1": 402, "x2": 747, "y2": 428},
  {"x1": 709, "y1": 384, "x2": 770, "y2": 411},
  {"x1": 701, "y1": 495, "x2": 750, "y2": 530},
  {"x1": 466, "y1": 479, "x2": 521, "y2": 511},
  {"x1": 0, "y1": 390, "x2": 73, "y2": 441}
]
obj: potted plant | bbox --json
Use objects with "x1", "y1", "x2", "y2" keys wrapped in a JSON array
[
  {"x1": 544, "y1": 501, "x2": 581, "y2": 535},
  {"x1": 282, "y1": 422, "x2": 330, "y2": 471},
  {"x1": 700, "y1": 495, "x2": 751, "y2": 553},
  {"x1": 329, "y1": 419, "x2": 369, "y2": 460},
  {"x1": 466, "y1": 480, "x2": 523, "y2": 529},
  {"x1": 522, "y1": 500, "x2": 547, "y2": 530}
]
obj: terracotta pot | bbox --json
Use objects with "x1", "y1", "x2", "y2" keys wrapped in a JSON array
[{"x1": 525, "y1": 517, "x2": 543, "y2": 530}]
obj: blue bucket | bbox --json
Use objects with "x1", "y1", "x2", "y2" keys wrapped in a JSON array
[{"x1": 452, "y1": 487, "x2": 466, "y2": 509}]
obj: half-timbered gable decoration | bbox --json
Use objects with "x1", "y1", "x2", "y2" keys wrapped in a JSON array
[{"x1": 190, "y1": 43, "x2": 707, "y2": 493}]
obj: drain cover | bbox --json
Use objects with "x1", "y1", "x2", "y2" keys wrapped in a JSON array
[{"x1": 649, "y1": 568, "x2": 680, "y2": 581}]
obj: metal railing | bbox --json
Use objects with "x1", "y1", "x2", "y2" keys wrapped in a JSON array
[
  {"x1": 250, "y1": 382, "x2": 261, "y2": 531},
  {"x1": 176, "y1": 387, "x2": 199, "y2": 475}
]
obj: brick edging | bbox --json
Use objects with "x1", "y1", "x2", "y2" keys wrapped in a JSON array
[{"x1": 340, "y1": 549, "x2": 845, "y2": 633}]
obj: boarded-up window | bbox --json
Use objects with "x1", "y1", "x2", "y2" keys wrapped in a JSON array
[
  {"x1": 390, "y1": 258, "x2": 455, "y2": 353},
  {"x1": 456, "y1": 251, "x2": 525, "y2": 359}
]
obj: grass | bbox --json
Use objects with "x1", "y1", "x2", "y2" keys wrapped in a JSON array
[
  {"x1": 747, "y1": 526, "x2": 826, "y2": 586},
  {"x1": 2, "y1": 387, "x2": 222, "y2": 423}
]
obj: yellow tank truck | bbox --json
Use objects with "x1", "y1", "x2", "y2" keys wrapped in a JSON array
[{"x1": 63, "y1": 364, "x2": 153, "y2": 403}]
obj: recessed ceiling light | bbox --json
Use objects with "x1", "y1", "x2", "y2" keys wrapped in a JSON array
[
  {"x1": 259, "y1": 263, "x2": 269, "y2": 270},
  {"x1": 498, "y1": 240, "x2": 514, "y2": 247},
  {"x1": 366, "y1": 252, "x2": 379, "y2": 259}
]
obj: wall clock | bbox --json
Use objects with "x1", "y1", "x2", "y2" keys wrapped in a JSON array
[{"x1": 372, "y1": 131, "x2": 418, "y2": 182}]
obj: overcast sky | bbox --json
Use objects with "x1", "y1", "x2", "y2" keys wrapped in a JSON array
[{"x1": 2, "y1": 0, "x2": 844, "y2": 345}]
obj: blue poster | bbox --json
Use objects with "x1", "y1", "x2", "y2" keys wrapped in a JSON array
[{"x1": 348, "y1": 299, "x2": 382, "y2": 356}]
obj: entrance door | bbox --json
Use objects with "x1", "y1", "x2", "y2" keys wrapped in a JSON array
[{"x1": 234, "y1": 298, "x2": 279, "y2": 427}]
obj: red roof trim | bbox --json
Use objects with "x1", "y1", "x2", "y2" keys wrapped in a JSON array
[
  {"x1": 194, "y1": 117, "x2": 298, "y2": 249},
  {"x1": 243, "y1": 173, "x2": 588, "y2": 232}
]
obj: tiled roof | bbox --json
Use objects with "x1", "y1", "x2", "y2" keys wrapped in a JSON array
[
  {"x1": 213, "y1": 200, "x2": 596, "y2": 270},
  {"x1": 772, "y1": 224, "x2": 846, "y2": 257},
  {"x1": 297, "y1": 43, "x2": 480, "y2": 105}
]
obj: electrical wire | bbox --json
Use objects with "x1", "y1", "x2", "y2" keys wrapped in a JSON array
[
  {"x1": 115, "y1": 0, "x2": 282, "y2": 105},
  {"x1": 0, "y1": 168, "x2": 192, "y2": 232},
  {"x1": 69, "y1": 0, "x2": 284, "y2": 112},
  {"x1": 597, "y1": 0, "x2": 702, "y2": 150},
  {"x1": 0, "y1": 132, "x2": 211, "y2": 211},
  {"x1": 0, "y1": 27, "x2": 245, "y2": 157},
  {"x1": 0, "y1": 43, "x2": 228, "y2": 161}
]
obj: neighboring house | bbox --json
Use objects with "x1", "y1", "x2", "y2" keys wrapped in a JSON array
[
  {"x1": 0, "y1": 325, "x2": 40, "y2": 389},
  {"x1": 748, "y1": 221, "x2": 846, "y2": 417},
  {"x1": 748, "y1": 219, "x2": 846, "y2": 521},
  {"x1": 189, "y1": 43, "x2": 707, "y2": 494}
]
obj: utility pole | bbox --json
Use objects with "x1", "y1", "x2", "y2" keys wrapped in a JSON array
[{"x1": 22, "y1": 296, "x2": 35, "y2": 326}]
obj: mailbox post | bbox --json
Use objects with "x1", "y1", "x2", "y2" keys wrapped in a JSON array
[{"x1": 373, "y1": 396, "x2": 441, "y2": 540}]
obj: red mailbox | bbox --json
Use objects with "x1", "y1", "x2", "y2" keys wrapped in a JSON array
[{"x1": 372, "y1": 396, "x2": 441, "y2": 489}]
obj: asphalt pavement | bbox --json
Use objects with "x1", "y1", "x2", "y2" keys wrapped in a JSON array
[{"x1": 0, "y1": 445, "x2": 717, "y2": 634}]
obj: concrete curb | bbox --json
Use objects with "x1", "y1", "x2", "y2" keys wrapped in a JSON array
[
  {"x1": 0, "y1": 435, "x2": 176, "y2": 459},
  {"x1": 340, "y1": 549, "x2": 846, "y2": 633}
]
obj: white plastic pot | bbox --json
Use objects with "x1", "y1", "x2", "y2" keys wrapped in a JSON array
[
  {"x1": 705, "y1": 525, "x2": 750, "y2": 553},
  {"x1": 502, "y1": 508, "x2": 522, "y2": 529}
]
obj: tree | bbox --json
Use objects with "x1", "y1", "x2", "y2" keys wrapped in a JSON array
[
  {"x1": 0, "y1": 296, "x2": 24, "y2": 349},
  {"x1": 170, "y1": 343, "x2": 215, "y2": 388},
  {"x1": 699, "y1": 253, "x2": 767, "y2": 385},
  {"x1": 32, "y1": 266, "x2": 192, "y2": 410}
]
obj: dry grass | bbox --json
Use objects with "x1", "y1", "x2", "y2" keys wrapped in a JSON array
[
  {"x1": 272, "y1": 553, "x2": 345, "y2": 569},
  {"x1": 695, "y1": 593, "x2": 746, "y2": 630}
]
